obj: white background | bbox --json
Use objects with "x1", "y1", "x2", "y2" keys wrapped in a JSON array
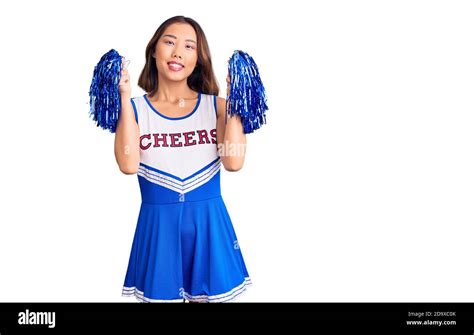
[{"x1": 0, "y1": 0, "x2": 473, "y2": 302}]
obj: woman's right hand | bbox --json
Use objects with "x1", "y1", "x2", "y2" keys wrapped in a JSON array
[{"x1": 119, "y1": 59, "x2": 131, "y2": 96}]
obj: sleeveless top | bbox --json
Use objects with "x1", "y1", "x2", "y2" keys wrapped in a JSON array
[{"x1": 130, "y1": 92, "x2": 221, "y2": 204}]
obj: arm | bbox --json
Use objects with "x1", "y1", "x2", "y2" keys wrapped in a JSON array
[
  {"x1": 216, "y1": 96, "x2": 247, "y2": 172},
  {"x1": 114, "y1": 94, "x2": 140, "y2": 174}
]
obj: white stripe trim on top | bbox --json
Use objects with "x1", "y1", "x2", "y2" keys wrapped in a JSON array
[{"x1": 137, "y1": 159, "x2": 221, "y2": 194}]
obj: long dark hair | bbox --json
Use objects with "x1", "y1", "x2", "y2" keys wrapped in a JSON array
[{"x1": 138, "y1": 16, "x2": 219, "y2": 97}]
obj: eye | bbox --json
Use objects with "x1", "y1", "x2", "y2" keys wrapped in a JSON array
[
  {"x1": 165, "y1": 40, "x2": 174, "y2": 45},
  {"x1": 185, "y1": 44, "x2": 195, "y2": 50}
]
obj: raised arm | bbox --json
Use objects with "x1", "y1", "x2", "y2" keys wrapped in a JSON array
[
  {"x1": 114, "y1": 65, "x2": 140, "y2": 174},
  {"x1": 216, "y1": 95, "x2": 247, "y2": 172}
]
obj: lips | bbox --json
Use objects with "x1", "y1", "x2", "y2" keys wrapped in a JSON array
[{"x1": 167, "y1": 61, "x2": 184, "y2": 72}]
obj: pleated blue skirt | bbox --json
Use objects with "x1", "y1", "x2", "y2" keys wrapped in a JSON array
[{"x1": 121, "y1": 195, "x2": 251, "y2": 302}]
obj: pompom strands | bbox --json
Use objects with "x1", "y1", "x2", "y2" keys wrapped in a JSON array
[
  {"x1": 227, "y1": 50, "x2": 268, "y2": 134},
  {"x1": 88, "y1": 49, "x2": 128, "y2": 133}
]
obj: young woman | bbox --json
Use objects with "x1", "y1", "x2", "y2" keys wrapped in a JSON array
[{"x1": 116, "y1": 15, "x2": 251, "y2": 303}]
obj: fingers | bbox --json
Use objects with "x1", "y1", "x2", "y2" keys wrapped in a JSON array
[
  {"x1": 119, "y1": 59, "x2": 131, "y2": 94},
  {"x1": 122, "y1": 58, "x2": 130, "y2": 70},
  {"x1": 119, "y1": 58, "x2": 131, "y2": 91},
  {"x1": 121, "y1": 68, "x2": 129, "y2": 78},
  {"x1": 119, "y1": 70, "x2": 129, "y2": 85}
]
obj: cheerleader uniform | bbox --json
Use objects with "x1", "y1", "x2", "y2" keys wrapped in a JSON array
[{"x1": 121, "y1": 92, "x2": 251, "y2": 302}]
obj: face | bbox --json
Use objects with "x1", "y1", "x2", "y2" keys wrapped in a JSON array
[{"x1": 153, "y1": 23, "x2": 198, "y2": 82}]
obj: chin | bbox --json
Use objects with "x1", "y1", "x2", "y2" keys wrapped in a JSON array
[
  {"x1": 165, "y1": 74, "x2": 188, "y2": 82},
  {"x1": 164, "y1": 70, "x2": 191, "y2": 82}
]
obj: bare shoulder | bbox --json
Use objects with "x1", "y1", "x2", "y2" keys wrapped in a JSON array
[{"x1": 215, "y1": 96, "x2": 226, "y2": 119}]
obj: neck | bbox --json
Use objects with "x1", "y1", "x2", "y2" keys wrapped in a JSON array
[{"x1": 152, "y1": 75, "x2": 197, "y2": 102}]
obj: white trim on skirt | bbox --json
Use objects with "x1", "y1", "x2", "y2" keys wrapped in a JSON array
[{"x1": 122, "y1": 277, "x2": 252, "y2": 303}]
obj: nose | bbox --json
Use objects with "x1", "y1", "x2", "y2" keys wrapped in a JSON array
[{"x1": 173, "y1": 52, "x2": 182, "y2": 60}]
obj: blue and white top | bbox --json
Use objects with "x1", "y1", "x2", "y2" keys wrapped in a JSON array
[{"x1": 131, "y1": 93, "x2": 221, "y2": 203}]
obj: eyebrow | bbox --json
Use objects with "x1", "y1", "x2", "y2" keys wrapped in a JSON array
[{"x1": 162, "y1": 34, "x2": 196, "y2": 44}]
